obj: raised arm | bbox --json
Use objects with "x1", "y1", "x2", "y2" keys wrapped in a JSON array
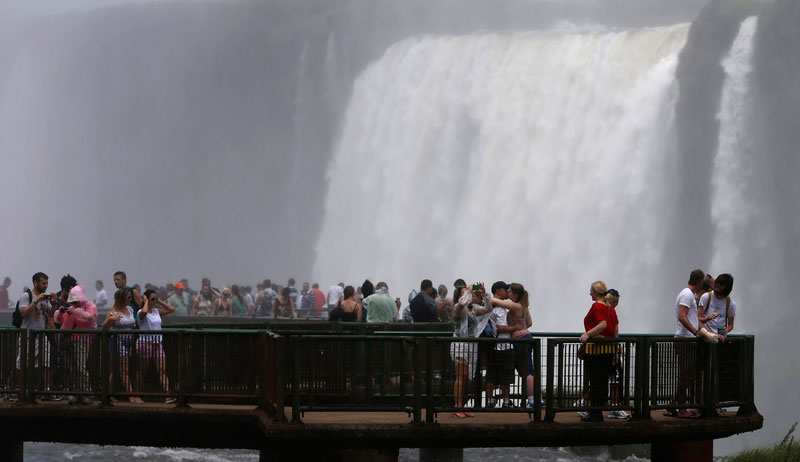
[
  {"x1": 491, "y1": 297, "x2": 523, "y2": 316},
  {"x1": 158, "y1": 299, "x2": 176, "y2": 316}
]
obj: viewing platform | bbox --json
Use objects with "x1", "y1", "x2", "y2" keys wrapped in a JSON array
[{"x1": 0, "y1": 322, "x2": 762, "y2": 461}]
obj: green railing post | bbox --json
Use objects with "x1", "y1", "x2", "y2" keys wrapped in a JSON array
[
  {"x1": 649, "y1": 341, "x2": 658, "y2": 411},
  {"x1": 533, "y1": 339, "x2": 542, "y2": 423},
  {"x1": 702, "y1": 343, "x2": 718, "y2": 418},
  {"x1": 413, "y1": 338, "x2": 422, "y2": 424},
  {"x1": 100, "y1": 330, "x2": 111, "y2": 406},
  {"x1": 19, "y1": 330, "x2": 29, "y2": 403},
  {"x1": 635, "y1": 337, "x2": 650, "y2": 419},
  {"x1": 177, "y1": 331, "x2": 188, "y2": 408},
  {"x1": 737, "y1": 336, "x2": 756, "y2": 416},
  {"x1": 274, "y1": 335, "x2": 286, "y2": 422},
  {"x1": 545, "y1": 339, "x2": 555, "y2": 422},
  {"x1": 291, "y1": 336, "x2": 301, "y2": 423},
  {"x1": 425, "y1": 337, "x2": 434, "y2": 423},
  {"x1": 256, "y1": 332, "x2": 266, "y2": 411}
]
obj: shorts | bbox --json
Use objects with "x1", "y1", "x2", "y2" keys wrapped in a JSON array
[
  {"x1": 450, "y1": 341, "x2": 479, "y2": 379},
  {"x1": 109, "y1": 334, "x2": 134, "y2": 357},
  {"x1": 136, "y1": 340, "x2": 165, "y2": 359},
  {"x1": 512, "y1": 336, "x2": 535, "y2": 377},
  {"x1": 486, "y1": 348, "x2": 514, "y2": 385}
]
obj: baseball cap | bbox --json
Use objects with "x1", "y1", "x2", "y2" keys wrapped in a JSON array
[{"x1": 491, "y1": 281, "x2": 509, "y2": 294}]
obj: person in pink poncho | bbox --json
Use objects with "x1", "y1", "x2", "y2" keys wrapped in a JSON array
[{"x1": 54, "y1": 285, "x2": 98, "y2": 405}]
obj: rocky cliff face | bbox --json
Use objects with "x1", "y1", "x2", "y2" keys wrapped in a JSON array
[{"x1": 669, "y1": 0, "x2": 761, "y2": 277}]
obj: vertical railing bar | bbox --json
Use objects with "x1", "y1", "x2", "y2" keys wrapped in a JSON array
[
  {"x1": 533, "y1": 338, "x2": 542, "y2": 422},
  {"x1": 545, "y1": 339, "x2": 555, "y2": 422},
  {"x1": 425, "y1": 337, "x2": 434, "y2": 423},
  {"x1": 100, "y1": 330, "x2": 110, "y2": 406}
]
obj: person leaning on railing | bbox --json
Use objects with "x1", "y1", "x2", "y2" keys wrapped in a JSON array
[
  {"x1": 578, "y1": 281, "x2": 619, "y2": 423},
  {"x1": 102, "y1": 288, "x2": 141, "y2": 404}
]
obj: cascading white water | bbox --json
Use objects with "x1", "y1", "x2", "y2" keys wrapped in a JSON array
[
  {"x1": 314, "y1": 25, "x2": 689, "y2": 330},
  {"x1": 710, "y1": 17, "x2": 758, "y2": 277}
]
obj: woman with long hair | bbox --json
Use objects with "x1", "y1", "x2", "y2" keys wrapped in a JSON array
[
  {"x1": 578, "y1": 280, "x2": 618, "y2": 422},
  {"x1": 491, "y1": 283, "x2": 535, "y2": 407},
  {"x1": 192, "y1": 284, "x2": 215, "y2": 316},
  {"x1": 138, "y1": 289, "x2": 176, "y2": 404},
  {"x1": 231, "y1": 285, "x2": 248, "y2": 317},
  {"x1": 339, "y1": 285, "x2": 361, "y2": 322},
  {"x1": 272, "y1": 286, "x2": 297, "y2": 319},
  {"x1": 101, "y1": 288, "x2": 142, "y2": 403}
]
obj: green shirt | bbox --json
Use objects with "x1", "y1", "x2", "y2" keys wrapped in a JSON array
[
  {"x1": 168, "y1": 292, "x2": 192, "y2": 316},
  {"x1": 364, "y1": 292, "x2": 397, "y2": 323},
  {"x1": 233, "y1": 297, "x2": 248, "y2": 316}
]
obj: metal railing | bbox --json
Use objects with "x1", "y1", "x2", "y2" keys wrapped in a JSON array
[{"x1": 0, "y1": 328, "x2": 755, "y2": 424}]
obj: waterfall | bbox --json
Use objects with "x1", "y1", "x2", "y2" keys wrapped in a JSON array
[
  {"x1": 313, "y1": 24, "x2": 690, "y2": 330},
  {"x1": 710, "y1": 17, "x2": 759, "y2": 275}
]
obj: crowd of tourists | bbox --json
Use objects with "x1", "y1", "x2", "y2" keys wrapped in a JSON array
[{"x1": 1, "y1": 268, "x2": 736, "y2": 421}]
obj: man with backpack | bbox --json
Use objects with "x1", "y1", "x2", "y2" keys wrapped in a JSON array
[
  {"x1": 698, "y1": 273, "x2": 736, "y2": 339},
  {"x1": 6, "y1": 272, "x2": 57, "y2": 402},
  {"x1": 254, "y1": 279, "x2": 277, "y2": 318}
]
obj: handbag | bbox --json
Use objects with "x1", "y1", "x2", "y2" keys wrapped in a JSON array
[{"x1": 328, "y1": 302, "x2": 344, "y2": 322}]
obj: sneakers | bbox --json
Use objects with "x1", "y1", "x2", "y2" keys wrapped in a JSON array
[
  {"x1": 575, "y1": 399, "x2": 589, "y2": 418},
  {"x1": 608, "y1": 410, "x2": 631, "y2": 420},
  {"x1": 502, "y1": 400, "x2": 514, "y2": 409},
  {"x1": 40, "y1": 394, "x2": 63, "y2": 402},
  {"x1": 580, "y1": 413, "x2": 603, "y2": 422},
  {"x1": 2, "y1": 394, "x2": 15, "y2": 403},
  {"x1": 526, "y1": 399, "x2": 535, "y2": 408}
]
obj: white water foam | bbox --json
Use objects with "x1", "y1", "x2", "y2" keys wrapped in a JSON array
[
  {"x1": 710, "y1": 16, "x2": 759, "y2": 274},
  {"x1": 313, "y1": 25, "x2": 689, "y2": 331}
]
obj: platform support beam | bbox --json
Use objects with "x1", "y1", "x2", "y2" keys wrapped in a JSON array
[
  {"x1": 652, "y1": 440, "x2": 712, "y2": 462},
  {"x1": 419, "y1": 447, "x2": 464, "y2": 462},
  {"x1": 260, "y1": 447, "x2": 398, "y2": 462},
  {"x1": 0, "y1": 439, "x2": 23, "y2": 462}
]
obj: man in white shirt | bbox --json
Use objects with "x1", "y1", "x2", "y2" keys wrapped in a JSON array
[
  {"x1": 94, "y1": 280, "x2": 108, "y2": 309},
  {"x1": 671, "y1": 269, "x2": 705, "y2": 418},
  {"x1": 327, "y1": 283, "x2": 344, "y2": 310},
  {"x1": 698, "y1": 273, "x2": 736, "y2": 338},
  {"x1": 486, "y1": 281, "x2": 516, "y2": 408}
]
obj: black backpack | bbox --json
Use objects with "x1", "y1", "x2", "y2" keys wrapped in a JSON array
[{"x1": 12, "y1": 289, "x2": 32, "y2": 328}]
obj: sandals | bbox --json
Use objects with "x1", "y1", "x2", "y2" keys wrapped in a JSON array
[
  {"x1": 129, "y1": 397, "x2": 145, "y2": 404},
  {"x1": 165, "y1": 397, "x2": 177, "y2": 404},
  {"x1": 453, "y1": 412, "x2": 467, "y2": 418},
  {"x1": 662, "y1": 410, "x2": 678, "y2": 417}
]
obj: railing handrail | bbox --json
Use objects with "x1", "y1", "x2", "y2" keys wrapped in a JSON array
[{"x1": 0, "y1": 329, "x2": 755, "y2": 424}]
